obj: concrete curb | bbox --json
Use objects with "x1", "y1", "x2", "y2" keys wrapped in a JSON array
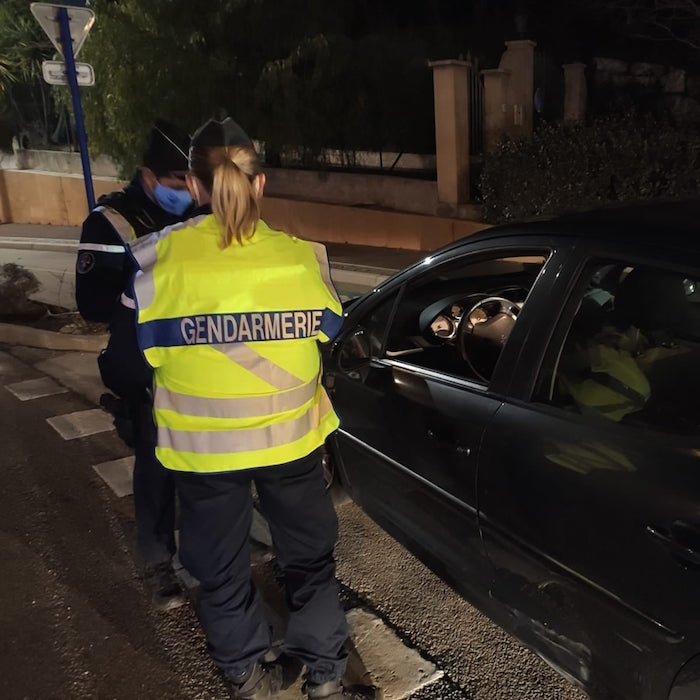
[
  {"x1": 0, "y1": 323, "x2": 108, "y2": 351},
  {"x1": 0, "y1": 237, "x2": 77, "y2": 254}
]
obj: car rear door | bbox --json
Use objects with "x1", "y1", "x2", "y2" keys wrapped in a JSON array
[{"x1": 478, "y1": 241, "x2": 700, "y2": 700}]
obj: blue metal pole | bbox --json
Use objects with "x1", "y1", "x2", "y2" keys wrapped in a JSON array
[{"x1": 58, "y1": 7, "x2": 95, "y2": 210}]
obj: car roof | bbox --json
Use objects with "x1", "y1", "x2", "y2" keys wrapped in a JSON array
[{"x1": 442, "y1": 198, "x2": 700, "y2": 256}]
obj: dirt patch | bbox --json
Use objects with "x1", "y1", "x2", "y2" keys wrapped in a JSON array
[{"x1": 0, "y1": 301, "x2": 107, "y2": 336}]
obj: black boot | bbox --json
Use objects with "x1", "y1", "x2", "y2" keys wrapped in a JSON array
[
  {"x1": 143, "y1": 561, "x2": 186, "y2": 611},
  {"x1": 304, "y1": 678, "x2": 382, "y2": 700},
  {"x1": 227, "y1": 662, "x2": 282, "y2": 700}
]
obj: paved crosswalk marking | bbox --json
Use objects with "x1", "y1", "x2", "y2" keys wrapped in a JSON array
[
  {"x1": 346, "y1": 608, "x2": 443, "y2": 699},
  {"x1": 92, "y1": 457, "x2": 133, "y2": 497},
  {"x1": 5, "y1": 377, "x2": 68, "y2": 401},
  {"x1": 47, "y1": 408, "x2": 114, "y2": 440}
]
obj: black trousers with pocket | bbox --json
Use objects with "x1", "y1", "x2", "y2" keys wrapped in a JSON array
[{"x1": 173, "y1": 449, "x2": 348, "y2": 684}]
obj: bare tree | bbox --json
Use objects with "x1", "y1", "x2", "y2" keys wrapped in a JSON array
[{"x1": 597, "y1": 0, "x2": 700, "y2": 51}]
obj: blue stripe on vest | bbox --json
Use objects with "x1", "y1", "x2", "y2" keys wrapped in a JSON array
[
  {"x1": 138, "y1": 309, "x2": 333, "y2": 349},
  {"x1": 319, "y1": 307, "x2": 344, "y2": 340}
]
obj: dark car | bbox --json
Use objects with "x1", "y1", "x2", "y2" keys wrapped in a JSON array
[{"x1": 323, "y1": 200, "x2": 700, "y2": 700}]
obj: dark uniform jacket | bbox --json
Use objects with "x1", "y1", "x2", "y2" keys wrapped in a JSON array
[
  {"x1": 76, "y1": 176, "x2": 193, "y2": 409},
  {"x1": 75, "y1": 175, "x2": 188, "y2": 324}
]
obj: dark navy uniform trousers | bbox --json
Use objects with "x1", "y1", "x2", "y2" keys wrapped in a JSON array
[
  {"x1": 132, "y1": 405, "x2": 176, "y2": 568},
  {"x1": 173, "y1": 449, "x2": 348, "y2": 684}
]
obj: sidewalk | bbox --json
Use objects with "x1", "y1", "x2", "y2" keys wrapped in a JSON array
[
  {"x1": 0, "y1": 219, "x2": 425, "y2": 381},
  {"x1": 0, "y1": 222, "x2": 425, "y2": 268},
  {"x1": 0, "y1": 223, "x2": 425, "y2": 310}
]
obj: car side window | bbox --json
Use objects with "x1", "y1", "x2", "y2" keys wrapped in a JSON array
[
  {"x1": 381, "y1": 252, "x2": 549, "y2": 384},
  {"x1": 540, "y1": 260, "x2": 700, "y2": 434}
]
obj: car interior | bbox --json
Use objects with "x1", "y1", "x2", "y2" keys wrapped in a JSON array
[
  {"x1": 549, "y1": 262, "x2": 700, "y2": 434},
  {"x1": 381, "y1": 255, "x2": 548, "y2": 383}
]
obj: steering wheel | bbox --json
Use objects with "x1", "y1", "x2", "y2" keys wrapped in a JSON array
[{"x1": 457, "y1": 296, "x2": 520, "y2": 382}]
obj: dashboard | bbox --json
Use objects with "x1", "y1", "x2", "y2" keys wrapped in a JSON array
[{"x1": 425, "y1": 288, "x2": 527, "y2": 343}]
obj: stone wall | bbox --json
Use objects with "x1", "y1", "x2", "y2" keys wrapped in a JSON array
[
  {"x1": 10, "y1": 148, "x2": 120, "y2": 178},
  {"x1": 1, "y1": 149, "x2": 482, "y2": 221},
  {"x1": 592, "y1": 57, "x2": 700, "y2": 124},
  {"x1": 0, "y1": 169, "x2": 488, "y2": 250}
]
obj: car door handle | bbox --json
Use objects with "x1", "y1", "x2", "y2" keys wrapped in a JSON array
[
  {"x1": 645, "y1": 525, "x2": 700, "y2": 567},
  {"x1": 426, "y1": 428, "x2": 471, "y2": 456}
]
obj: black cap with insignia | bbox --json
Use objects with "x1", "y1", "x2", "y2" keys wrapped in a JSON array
[
  {"x1": 190, "y1": 118, "x2": 254, "y2": 152},
  {"x1": 142, "y1": 119, "x2": 190, "y2": 177}
]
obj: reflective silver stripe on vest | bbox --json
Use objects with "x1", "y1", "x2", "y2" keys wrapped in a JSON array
[
  {"x1": 154, "y1": 375, "x2": 318, "y2": 419},
  {"x1": 78, "y1": 242, "x2": 126, "y2": 254},
  {"x1": 310, "y1": 241, "x2": 341, "y2": 305},
  {"x1": 95, "y1": 206, "x2": 135, "y2": 244},
  {"x1": 211, "y1": 343, "x2": 305, "y2": 390},
  {"x1": 158, "y1": 389, "x2": 333, "y2": 454},
  {"x1": 131, "y1": 215, "x2": 208, "y2": 311}
]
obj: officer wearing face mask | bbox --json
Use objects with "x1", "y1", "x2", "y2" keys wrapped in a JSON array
[
  {"x1": 76, "y1": 120, "x2": 193, "y2": 322},
  {"x1": 75, "y1": 119, "x2": 194, "y2": 610}
]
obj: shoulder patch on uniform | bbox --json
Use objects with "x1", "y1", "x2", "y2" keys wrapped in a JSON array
[{"x1": 77, "y1": 251, "x2": 96, "y2": 274}]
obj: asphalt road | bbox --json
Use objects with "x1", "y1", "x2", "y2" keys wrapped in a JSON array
[
  {"x1": 0, "y1": 348, "x2": 231, "y2": 699},
  {"x1": 335, "y1": 507, "x2": 588, "y2": 700},
  {"x1": 0, "y1": 344, "x2": 589, "y2": 700}
]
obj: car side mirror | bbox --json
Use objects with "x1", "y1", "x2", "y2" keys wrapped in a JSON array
[{"x1": 337, "y1": 328, "x2": 371, "y2": 373}]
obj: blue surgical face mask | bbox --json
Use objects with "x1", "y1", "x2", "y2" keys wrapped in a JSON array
[{"x1": 152, "y1": 181, "x2": 193, "y2": 216}]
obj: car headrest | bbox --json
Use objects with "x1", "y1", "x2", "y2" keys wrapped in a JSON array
[{"x1": 614, "y1": 268, "x2": 689, "y2": 334}]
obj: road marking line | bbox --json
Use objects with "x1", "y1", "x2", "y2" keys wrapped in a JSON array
[
  {"x1": 5, "y1": 377, "x2": 68, "y2": 401},
  {"x1": 346, "y1": 607, "x2": 443, "y2": 699},
  {"x1": 92, "y1": 457, "x2": 133, "y2": 497},
  {"x1": 47, "y1": 408, "x2": 114, "y2": 440}
]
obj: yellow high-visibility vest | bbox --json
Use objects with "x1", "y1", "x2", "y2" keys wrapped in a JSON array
[
  {"x1": 559, "y1": 344, "x2": 651, "y2": 422},
  {"x1": 130, "y1": 214, "x2": 343, "y2": 473}
]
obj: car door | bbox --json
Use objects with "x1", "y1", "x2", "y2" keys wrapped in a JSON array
[
  {"x1": 478, "y1": 242, "x2": 700, "y2": 700},
  {"x1": 327, "y1": 241, "x2": 559, "y2": 605}
]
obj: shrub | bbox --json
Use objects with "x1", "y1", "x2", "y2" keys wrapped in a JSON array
[
  {"x1": 479, "y1": 112, "x2": 700, "y2": 224},
  {"x1": 0, "y1": 262, "x2": 40, "y2": 314}
]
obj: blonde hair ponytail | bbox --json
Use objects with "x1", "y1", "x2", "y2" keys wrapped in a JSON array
[{"x1": 212, "y1": 146, "x2": 261, "y2": 247}]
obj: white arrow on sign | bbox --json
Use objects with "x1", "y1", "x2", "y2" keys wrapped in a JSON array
[
  {"x1": 42, "y1": 60, "x2": 95, "y2": 86},
  {"x1": 30, "y1": 3, "x2": 95, "y2": 58}
]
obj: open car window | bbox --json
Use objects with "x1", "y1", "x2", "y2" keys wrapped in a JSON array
[
  {"x1": 538, "y1": 260, "x2": 700, "y2": 435},
  {"x1": 380, "y1": 252, "x2": 550, "y2": 385},
  {"x1": 336, "y1": 291, "x2": 399, "y2": 373}
]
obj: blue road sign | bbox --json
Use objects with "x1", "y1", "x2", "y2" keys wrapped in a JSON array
[
  {"x1": 57, "y1": 7, "x2": 95, "y2": 209},
  {"x1": 31, "y1": 2, "x2": 96, "y2": 210}
]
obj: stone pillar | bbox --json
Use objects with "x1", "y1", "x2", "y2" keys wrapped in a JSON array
[
  {"x1": 563, "y1": 62, "x2": 587, "y2": 123},
  {"x1": 498, "y1": 39, "x2": 537, "y2": 140},
  {"x1": 428, "y1": 59, "x2": 470, "y2": 205},
  {"x1": 482, "y1": 69, "x2": 510, "y2": 153}
]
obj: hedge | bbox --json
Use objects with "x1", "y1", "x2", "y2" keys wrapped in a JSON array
[{"x1": 479, "y1": 113, "x2": 700, "y2": 224}]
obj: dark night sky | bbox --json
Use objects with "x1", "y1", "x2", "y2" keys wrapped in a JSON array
[{"x1": 341, "y1": 1, "x2": 698, "y2": 70}]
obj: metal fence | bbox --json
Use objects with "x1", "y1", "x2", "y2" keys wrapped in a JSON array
[
  {"x1": 468, "y1": 55, "x2": 485, "y2": 156},
  {"x1": 534, "y1": 50, "x2": 565, "y2": 124}
]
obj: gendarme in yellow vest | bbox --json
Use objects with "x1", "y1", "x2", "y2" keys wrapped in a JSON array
[{"x1": 130, "y1": 214, "x2": 343, "y2": 473}]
